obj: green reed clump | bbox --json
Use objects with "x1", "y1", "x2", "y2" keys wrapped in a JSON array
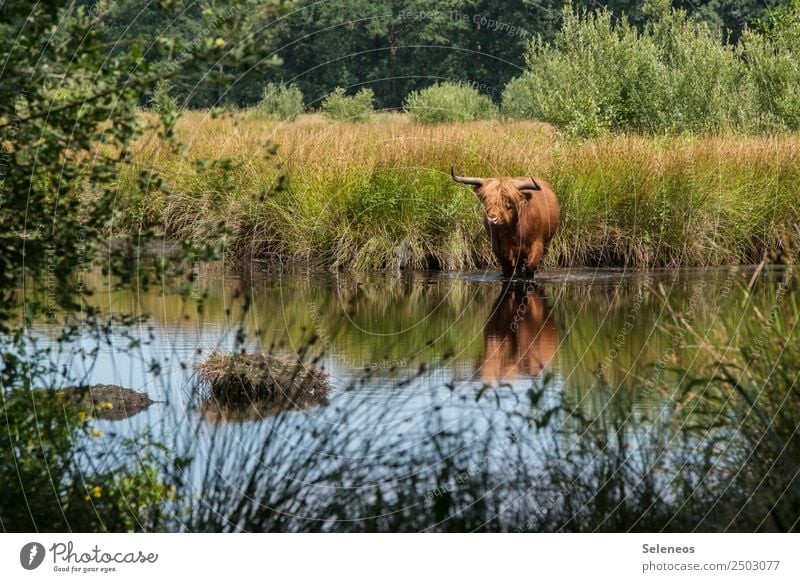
[
  {"x1": 404, "y1": 82, "x2": 499, "y2": 124},
  {"x1": 126, "y1": 114, "x2": 800, "y2": 271},
  {"x1": 230, "y1": 164, "x2": 490, "y2": 271},
  {"x1": 250, "y1": 82, "x2": 304, "y2": 121},
  {"x1": 321, "y1": 87, "x2": 375, "y2": 122}
]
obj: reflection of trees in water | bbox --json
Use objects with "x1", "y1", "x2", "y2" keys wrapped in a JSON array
[
  {"x1": 45, "y1": 268, "x2": 799, "y2": 532},
  {"x1": 72, "y1": 267, "x2": 774, "y2": 402},
  {"x1": 175, "y1": 362, "x2": 799, "y2": 532}
]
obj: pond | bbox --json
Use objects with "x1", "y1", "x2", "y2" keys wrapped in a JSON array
[{"x1": 28, "y1": 265, "x2": 799, "y2": 532}]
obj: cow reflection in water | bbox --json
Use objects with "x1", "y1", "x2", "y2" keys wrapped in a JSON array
[{"x1": 477, "y1": 283, "x2": 559, "y2": 381}]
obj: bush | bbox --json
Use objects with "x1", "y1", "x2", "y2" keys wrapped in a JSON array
[
  {"x1": 252, "y1": 82, "x2": 304, "y2": 121},
  {"x1": 151, "y1": 79, "x2": 178, "y2": 116},
  {"x1": 321, "y1": 87, "x2": 375, "y2": 122},
  {"x1": 501, "y1": 75, "x2": 541, "y2": 120},
  {"x1": 0, "y1": 384, "x2": 175, "y2": 532},
  {"x1": 510, "y1": 7, "x2": 665, "y2": 136},
  {"x1": 649, "y1": 6, "x2": 754, "y2": 133},
  {"x1": 404, "y1": 82, "x2": 499, "y2": 124},
  {"x1": 505, "y1": 4, "x2": 756, "y2": 136},
  {"x1": 742, "y1": 0, "x2": 800, "y2": 130}
]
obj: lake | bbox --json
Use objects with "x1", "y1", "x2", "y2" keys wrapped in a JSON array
[{"x1": 28, "y1": 265, "x2": 798, "y2": 531}]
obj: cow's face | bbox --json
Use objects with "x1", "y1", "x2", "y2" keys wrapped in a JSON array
[
  {"x1": 450, "y1": 169, "x2": 542, "y2": 228},
  {"x1": 475, "y1": 179, "x2": 525, "y2": 227}
]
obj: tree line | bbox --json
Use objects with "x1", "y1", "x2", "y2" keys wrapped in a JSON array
[{"x1": 80, "y1": 0, "x2": 786, "y2": 110}]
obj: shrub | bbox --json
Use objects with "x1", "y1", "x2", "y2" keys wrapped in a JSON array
[
  {"x1": 151, "y1": 79, "x2": 178, "y2": 116},
  {"x1": 404, "y1": 82, "x2": 499, "y2": 124},
  {"x1": 501, "y1": 75, "x2": 541, "y2": 120},
  {"x1": 512, "y1": 7, "x2": 665, "y2": 136},
  {"x1": 648, "y1": 6, "x2": 754, "y2": 133},
  {"x1": 507, "y1": 4, "x2": 756, "y2": 136},
  {"x1": 0, "y1": 384, "x2": 175, "y2": 532},
  {"x1": 252, "y1": 82, "x2": 304, "y2": 121},
  {"x1": 743, "y1": 0, "x2": 800, "y2": 130},
  {"x1": 321, "y1": 87, "x2": 375, "y2": 122}
]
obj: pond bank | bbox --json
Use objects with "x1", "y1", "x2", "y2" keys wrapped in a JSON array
[{"x1": 121, "y1": 113, "x2": 800, "y2": 270}]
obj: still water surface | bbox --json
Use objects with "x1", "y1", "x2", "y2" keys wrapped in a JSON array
[
  {"x1": 42, "y1": 266, "x2": 760, "y2": 418},
  {"x1": 29, "y1": 266, "x2": 795, "y2": 531}
]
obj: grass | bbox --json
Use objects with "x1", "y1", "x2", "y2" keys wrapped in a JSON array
[
  {"x1": 197, "y1": 351, "x2": 330, "y2": 420},
  {"x1": 120, "y1": 111, "x2": 800, "y2": 271}
]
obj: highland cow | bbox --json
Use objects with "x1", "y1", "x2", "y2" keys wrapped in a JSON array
[{"x1": 452, "y1": 168, "x2": 559, "y2": 277}]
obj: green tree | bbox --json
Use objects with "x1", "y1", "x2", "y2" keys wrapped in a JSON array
[
  {"x1": 0, "y1": 0, "x2": 283, "y2": 532},
  {"x1": 63, "y1": 1, "x2": 781, "y2": 110}
]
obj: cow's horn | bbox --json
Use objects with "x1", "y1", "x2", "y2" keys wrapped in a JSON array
[
  {"x1": 517, "y1": 177, "x2": 542, "y2": 191},
  {"x1": 451, "y1": 167, "x2": 484, "y2": 187}
]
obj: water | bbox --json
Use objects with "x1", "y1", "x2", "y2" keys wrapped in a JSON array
[
  {"x1": 27, "y1": 265, "x2": 798, "y2": 531},
  {"x1": 37, "y1": 266, "x2": 764, "y2": 411}
]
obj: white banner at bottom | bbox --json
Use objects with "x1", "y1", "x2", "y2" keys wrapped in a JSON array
[{"x1": 1, "y1": 534, "x2": 797, "y2": 581}]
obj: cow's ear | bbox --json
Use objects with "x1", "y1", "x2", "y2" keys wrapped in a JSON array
[
  {"x1": 518, "y1": 188, "x2": 535, "y2": 201},
  {"x1": 473, "y1": 187, "x2": 485, "y2": 201}
]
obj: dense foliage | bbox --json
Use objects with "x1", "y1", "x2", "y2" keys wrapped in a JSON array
[
  {"x1": 404, "y1": 82, "x2": 498, "y2": 123},
  {"x1": 0, "y1": 0, "x2": 280, "y2": 531},
  {"x1": 79, "y1": 0, "x2": 785, "y2": 110},
  {"x1": 503, "y1": 1, "x2": 800, "y2": 136}
]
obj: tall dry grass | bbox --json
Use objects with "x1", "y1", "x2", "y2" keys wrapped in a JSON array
[{"x1": 121, "y1": 111, "x2": 800, "y2": 270}]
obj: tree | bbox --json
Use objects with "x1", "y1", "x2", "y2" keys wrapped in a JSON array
[{"x1": 0, "y1": 0, "x2": 284, "y2": 532}]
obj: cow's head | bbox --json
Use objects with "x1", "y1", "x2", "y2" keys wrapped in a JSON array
[{"x1": 451, "y1": 168, "x2": 541, "y2": 227}]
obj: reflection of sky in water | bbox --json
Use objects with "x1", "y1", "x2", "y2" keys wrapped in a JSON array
[
  {"x1": 26, "y1": 266, "x2": 791, "y2": 498},
  {"x1": 32, "y1": 266, "x2": 787, "y2": 409}
]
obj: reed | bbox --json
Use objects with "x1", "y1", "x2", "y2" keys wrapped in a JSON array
[{"x1": 121, "y1": 112, "x2": 800, "y2": 271}]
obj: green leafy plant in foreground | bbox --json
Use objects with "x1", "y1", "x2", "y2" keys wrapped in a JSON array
[
  {"x1": 0, "y1": 0, "x2": 281, "y2": 532},
  {"x1": 0, "y1": 385, "x2": 178, "y2": 532}
]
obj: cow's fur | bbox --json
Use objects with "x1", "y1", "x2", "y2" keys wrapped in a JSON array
[{"x1": 455, "y1": 173, "x2": 560, "y2": 277}]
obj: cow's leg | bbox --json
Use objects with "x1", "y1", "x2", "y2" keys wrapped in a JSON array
[
  {"x1": 525, "y1": 240, "x2": 545, "y2": 276},
  {"x1": 499, "y1": 256, "x2": 515, "y2": 278}
]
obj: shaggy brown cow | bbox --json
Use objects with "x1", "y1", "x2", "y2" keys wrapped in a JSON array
[
  {"x1": 476, "y1": 283, "x2": 558, "y2": 381},
  {"x1": 451, "y1": 168, "x2": 559, "y2": 277}
]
